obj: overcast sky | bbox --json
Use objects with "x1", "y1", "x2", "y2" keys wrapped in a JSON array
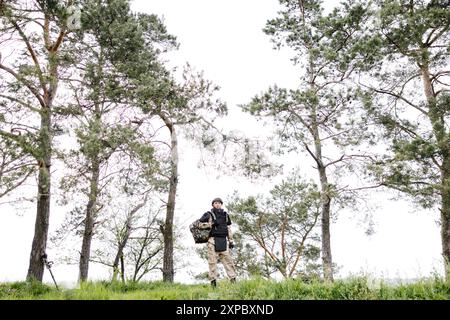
[{"x1": 0, "y1": 0, "x2": 443, "y2": 285}]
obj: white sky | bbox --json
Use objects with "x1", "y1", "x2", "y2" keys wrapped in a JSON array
[{"x1": 0, "y1": 0, "x2": 443, "y2": 285}]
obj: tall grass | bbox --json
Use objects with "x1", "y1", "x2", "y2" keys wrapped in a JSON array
[{"x1": 0, "y1": 277, "x2": 448, "y2": 300}]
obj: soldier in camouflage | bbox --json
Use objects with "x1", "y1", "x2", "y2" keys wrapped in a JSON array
[{"x1": 199, "y1": 197, "x2": 236, "y2": 287}]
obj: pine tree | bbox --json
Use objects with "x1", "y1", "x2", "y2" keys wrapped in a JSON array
[
  {"x1": 0, "y1": 0, "x2": 73, "y2": 281},
  {"x1": 244, "y1": 0, "x2": 371, "y2": 282},
  {"x1": 351, "y1": 0, "x2": 450, "y2": 280}
]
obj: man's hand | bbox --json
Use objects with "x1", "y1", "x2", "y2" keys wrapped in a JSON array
[{"x1": 228, "y1": 241, "x2": 235, "y2": 249}]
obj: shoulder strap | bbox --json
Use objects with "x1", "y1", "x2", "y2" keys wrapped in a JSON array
[{"x1": 209, "y1": 211, "x2": 216, "y2": 221}]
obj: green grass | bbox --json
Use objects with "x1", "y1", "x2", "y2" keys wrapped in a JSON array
[{"x1": 0, "y1": 277, "x2": 448, "y2": 300}]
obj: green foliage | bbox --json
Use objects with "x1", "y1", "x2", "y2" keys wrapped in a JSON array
[
  {"x1": 243, "y1": 0, "x2": 374, "y2": 189},
  {"x1": 393, "y1": 138, "x2": 438, "y2": 162},
  {"x1": 136, "y1": 13, "x2": 178, "y2": 53},
  {"x1": 352, "y1": 0, "x2": 450, "y2": 214},
  {"x1": 375, "y1": 0, "x2": 450, "y2": 64},
  {"x1": 0, "y1": 0, "x2": 72, "y2": 208},
  {"x1": 82, "y1": 0, "x2": 143, "y2": 59},
  {"x1": 227, "y1": 172, "x2": 322, "y2": 279},
  {"x1": 0, "y1": 138, "x2": 36, "y2": 198}
]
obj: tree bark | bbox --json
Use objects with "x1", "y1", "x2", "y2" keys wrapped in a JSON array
[
  {"x1": 318, "y1": 165, "x2": 333, "y2": 282},
  {"x1": 78, "y1": 158, "x2": 100, "y2": 282},
  {"x1": 159, "y1": 112, "x2": 178, "y2": 282},
  {"x1": 313, "y1": 132, "x2": 333, "y2": 282},
  {"x1": 26, "y1": 107, "x2": 52, "y2": 281},
  {"x1": 120, "y1": 255, "x2": 125, "y2": 283}
]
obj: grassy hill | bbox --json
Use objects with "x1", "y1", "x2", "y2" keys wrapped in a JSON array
[{"x1": 0, "y1": 277, "x2": 448, "y2": 300}]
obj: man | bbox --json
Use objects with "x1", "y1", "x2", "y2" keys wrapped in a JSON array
[{"x1": 199, "y1": 197, "x2": 236, "y2": 287}]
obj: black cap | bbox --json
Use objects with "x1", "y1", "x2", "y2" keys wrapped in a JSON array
[{"x1": 211, "y1": 197, "x2": 223, "y2": 205}]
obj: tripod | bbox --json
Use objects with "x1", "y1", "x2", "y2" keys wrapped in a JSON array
[{"x1": 41, "y1": 253, "x2": 59, "y2": 290}]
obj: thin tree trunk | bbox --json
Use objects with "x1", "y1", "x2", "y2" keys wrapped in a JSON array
[
  {"x1": 112, "y1": 218, "x2": 132, "y2": 282},
  {"x1": 112, "y1": 251, "x2": 123, "y2": 282},
  {"x1": 318, "y1": 165, "x2": 333, "y2": 282},
  {"x1": 159, "y1": 113, "x2": 178, "y2": 282},
  {"x1": 79, "y1": 158, "x2": 100, "y2": 282},
  {"x1": 120, "y1": 255, "x2": 125, "y2": 283},
  {"x1": 112, "y1": 199, "x2": 147, "y2": 281},
  {"x1": 78, "y1": 46, "x2": 105, "y2": 283},
  {"x1": 308, "y1": 53, "x2": 334, "y2": 283},
  {"x1": 313, "y1": 135, "x2": 333, "y2": 282},
  {"x1": 132, "y1": 227, "x2": 156, "y2": 282}
]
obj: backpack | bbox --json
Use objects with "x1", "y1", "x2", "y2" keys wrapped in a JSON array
[{"x1": 189, "y1": 211, "x2": 216, "y2": 244}]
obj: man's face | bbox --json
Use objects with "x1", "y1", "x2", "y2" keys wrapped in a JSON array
[{"x1": 212, "y1": 201, "x2": 222, "y2": 209}]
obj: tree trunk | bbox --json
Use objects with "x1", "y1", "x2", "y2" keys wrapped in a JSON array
[
  {"x1": 120, "y1": 255, "x2": 125, "y2": 283},
  {"x1": 314, "y1": 140, "x2": 333, "y2": 282},
  {"x1": 420, "y1": 63, "x2": 450, "y2": 280},
  {"x1": 112, "y1": 236, "x2": 128, "y2": 282},
  {"x1": 318, "y1": 165, "x2": 333, "y2": 282},
  {"x1": 112, "y1": 245, "x2": 124, "y2": 282},
  {"x1": 160, "y1": 113, "x2": 178, "y2": 282},
  {"x1": 112, "y1": 200, "x2": 147, "y2": 281},
  {"x1": 26, "y1": 107, "x2": 52, "y2": 281},
  {"x1": 112, "y1": 222, "x2": 130, "y2": 281},
  {"x1": 78, "y1": 46, "x2": 106, "y2": 283},
  {"x1": 441, "y1": 165, "x2": 450, "y2": 281},
  {"x1": 78, "y1": 158, "x2": 100, "y2": 282},
  {"x1": 308, "y1": 54, "x2": 333, "y2": 283}
]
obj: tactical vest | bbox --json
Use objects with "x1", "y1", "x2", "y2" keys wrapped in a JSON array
[{"x1": 210, "y1": 209, "x2": 229, "y2": 238}]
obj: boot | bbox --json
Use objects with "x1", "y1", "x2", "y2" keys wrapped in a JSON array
[{"x1": 211, "y1": 279, "x2": 217, "y2": 288}]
